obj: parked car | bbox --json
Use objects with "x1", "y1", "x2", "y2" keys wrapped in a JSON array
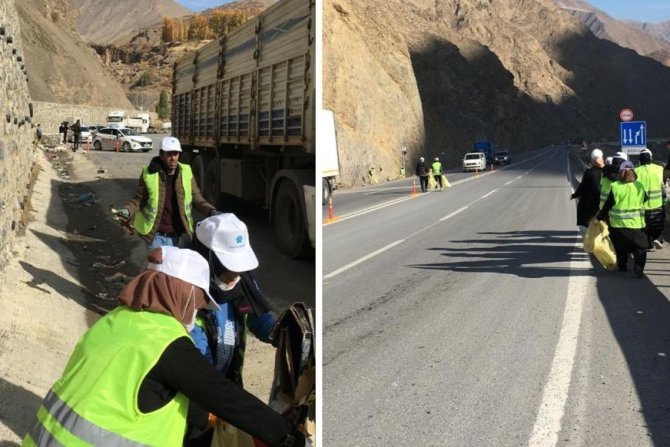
[
  {"x1": 462, "y1": 152, "x2": 486, "y2": 172},
  {"x1": 66, "y1": 125, "x2": 93, "y2": 144},
  {"x1": 93, "y1": 127, "x2": 153, "y2": 152},
  {"x1": 493, "y1": 150, "x2": 511, "y2": 165}
]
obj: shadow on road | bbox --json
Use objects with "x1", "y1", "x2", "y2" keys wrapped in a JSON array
[
  {"x1": 0, "y1": 377, "x2": 43, "y2": 442},
  {"x1": 409, "y1": 230, "x2": 589, "y2": 278}
]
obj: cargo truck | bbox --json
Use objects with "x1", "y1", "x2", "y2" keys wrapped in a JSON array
[
  {"x1": 171, "y1": 0, "x2": 315, "y2": 258},
  {"x1": 320, "y1": 109, "x2": 339, "y2": 206},
  {"x1": 474, "y1": 141, "x2": 494, "y2": 164}
]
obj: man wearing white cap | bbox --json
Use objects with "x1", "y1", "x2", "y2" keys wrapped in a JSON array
[
  {"x1": 415, "y1": 156, "x2": 430, "y2": 192},
  {"x1": 118, "y1": 136, "x2": 220, "y2": 249},
  {"x1": 185, "y1": 213, "x2": 283, "y2": 446},
  {"x1": 571, "y1": 148, "x2": 604, "y2": 230},
  {"x1": 635, "y1": 148, "x2": 665, "y2": 249},
  {"x1": 24, "y1": 246, "x2": 306, "y2": 447}
]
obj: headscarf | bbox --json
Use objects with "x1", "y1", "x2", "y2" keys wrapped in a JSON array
[{"x1": 118, "y1": 249, "x2": 207, "y2": 326}]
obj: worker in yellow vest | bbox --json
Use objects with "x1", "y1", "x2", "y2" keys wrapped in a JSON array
[
  {"x1": 597, "y1": 161, "x2": 649, "y2": 277},
  {"x1": 116, "y1": 137, "x2": 219, "y2": 249},
  {"x1": 635, "y1": 148, "x2": 665, "y2": 249},
  {"x1": 432, "y1": 157, "x2": 443, "y2": 191},
  {"x1": 22, "y1": 247, "x2": 307, "y2": 447}
]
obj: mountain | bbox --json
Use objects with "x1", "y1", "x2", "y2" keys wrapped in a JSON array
[
  {"x1": 324, "y1": 0, "x2": 670, "y2": 187},
  {"x1": 16, "y1": 0, "x2": 133, "y2": 107},
  {"x1": 72, "y1": 0, "x2": 192, "y2": 45},
  {"x1": 554, "y1": 0, "x2": 670, "y2": 63}
]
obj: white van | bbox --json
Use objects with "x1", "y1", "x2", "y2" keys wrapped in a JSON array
[{"x1": 463, "y1": 152, "x2": 486, "y2": 171}]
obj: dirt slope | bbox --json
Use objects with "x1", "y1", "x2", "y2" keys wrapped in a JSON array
[{"x1": 17, "y1": 0, "x2": 133, "y2": 107}]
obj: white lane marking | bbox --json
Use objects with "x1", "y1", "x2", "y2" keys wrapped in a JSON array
[
  {"x1": 505, "y1": 180, "x2": 514, "y2": 186},
  {"x1": 325, "y1": 196, "x2": 414, "y2": 225},
  {"x1": 439, "y1": 206, "x2": 469, "y2": 222},
  {"x1": 324, "y1": 239, "x2": 405, "y2": 279},
  {"x1": 481, "y1": 188, "x2": 498, "y2": 199},
  {"x1": 528, "y1": 253, "x2": 589, "y2": 447},
  {"x1": 528, "y1": 153, "x2": 588, "y2": 447}
]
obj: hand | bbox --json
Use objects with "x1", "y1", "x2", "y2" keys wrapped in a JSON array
[
  {"x1": 114, "y1": 208, "x2": 130, "y2": 219},
  {"x1": 209, "y1": 209, "x2": 223, "y2": 217}
]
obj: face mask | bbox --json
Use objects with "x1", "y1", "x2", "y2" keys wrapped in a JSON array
[
  {"x1": 185, "y1": 308, "x2": 198, "y2": 332},
  {"x1": 214, "y1": 275, "x2": 240, "y2": 291}
]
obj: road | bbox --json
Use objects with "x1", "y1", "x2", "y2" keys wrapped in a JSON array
[
  {"x1": 323, "y1": 146, "x2": 670, "y2": 446},
  {"x1": 76, "y1": 134, "x2": 314, "y2": 312}
]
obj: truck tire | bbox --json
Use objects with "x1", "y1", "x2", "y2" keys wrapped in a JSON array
[
  {"x1": 275, "y1": 180, "x2": 311, "y2": 259},
  {"x1": 322, "y1": 178, "x2": 332, "y2": 206}
]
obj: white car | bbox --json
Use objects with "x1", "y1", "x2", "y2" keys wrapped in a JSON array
[
  {"x1": 462, "y1": 152, "x2": 486, "y2": 172},
  {"x1": 67, "y1": 126, "x2": 93, "y2": 144},
  {"x1": 93, "y1": 127, "x2": 153, "y2": 152}
]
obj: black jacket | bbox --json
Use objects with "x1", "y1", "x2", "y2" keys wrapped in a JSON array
[
  {"x1": 415, "y1": 161, "x2": 429, "y2": 176},
  {"x1": 572, "y1": 166, "x2": 603, "y2": 226}
]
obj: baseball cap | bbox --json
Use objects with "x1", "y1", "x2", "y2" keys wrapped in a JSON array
[
  {"x1": 590, "y1": 148, "x2": 603, "y2": 160},
  {"x1": 615, "y1": 151, "x2": 628, "y2": 161},
  {"x1": 195, "y1": 214, "x2": 259, "y2": 273},
  {"x1": 605, "y1": 156, "x2": 613, "y2": 166},
  {"x1": 619, "y1": 160, "x2": 635, "y2": 171},
  {"x1": 161, "y1": 136, "x2": 182, "y2": 152},
  {"x1": 147, "y1": 246, "x2": 219, "y2": 309},
  {"x1": 640, "y1": 148, "x2": 652, "y2": 156},
  {"x1": 419, "y1": 157, "x2": 424, "y2": 162}
]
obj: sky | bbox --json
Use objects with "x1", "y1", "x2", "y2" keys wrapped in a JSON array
[
  {"x1": 176, "y1": 0, "x2": 231, "y2": 12},
  {"x1": 176, "y1": 0, "x2": 670, "y2": 22},
  {"x1": 587, "y1": 1, "x2": 670, "y2": 23}
]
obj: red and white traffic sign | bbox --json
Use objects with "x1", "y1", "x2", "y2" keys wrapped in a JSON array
[{"x1": 620, "y1": 108, "x2": 634, "y2": 122}]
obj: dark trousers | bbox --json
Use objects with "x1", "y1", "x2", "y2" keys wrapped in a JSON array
[
  {"x1": 419, "y1": 175, "x2": 429, "y2": 192},
  {"x1": 73, "y1": 134, "x2": 80, "y2": 151},
  {"x1": 610, "y1": 227, "x2": 648, "y2": 273},
  {"x1": 645, "y1": 207, "x2": 665, "y2": 242},
  {"x1": 434, "y1": 174, "x2": 442, "y2": 189}
]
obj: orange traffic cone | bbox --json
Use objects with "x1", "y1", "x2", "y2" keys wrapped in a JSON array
[
  {"x1": 86, "y1": 141, "x2": 90, "y2": 153},
  {"x1": 411, "y1": 178, "x2": 417, "y2": 196},
  {"x1": 324, "y1": 195, "x2": 338, "y2": 223}
]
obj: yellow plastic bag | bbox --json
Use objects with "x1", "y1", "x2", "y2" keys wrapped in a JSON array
[
  {"x1": 592, "y1": 221, "x2": 617, "y2": 270},
  {"x1": 441, "y1": 174, "x2": 451, "y2": 188},
  {"x1": 583, "y1": 219, "x2": 600, "y2": 253},
  {"x1": 427, "y1": 173, "x2": 437, "y2": 190}
]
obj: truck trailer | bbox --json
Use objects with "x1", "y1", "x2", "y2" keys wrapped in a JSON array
[{"x1": 171, "y1": 0, "x2": 315, "y2": 258}]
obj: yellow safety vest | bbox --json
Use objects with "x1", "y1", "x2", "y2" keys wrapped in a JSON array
[
  {"x1": 134, "y1": 163, "x2": 194, "y2": 235},
  {"x1": 599, "y1": 177, "x2": 612, "y2": 209},
  {"x1": 23, "y1": 307, "x2": 190, "y2": 447},
  {"x1": 431, "y1": 161, "x2": 442, "y2": 175},
  {"x1": 608, "y1": 181, "x2": 646, "y2": 229},
  {"x1": 634, "y1": 164, "x2": 663, "y2": 209}
]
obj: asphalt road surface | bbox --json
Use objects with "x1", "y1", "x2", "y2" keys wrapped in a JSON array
[
  {"x1": 76, "y1": 134, "x2": 314, "y2": 312},
  {"x1": 323, "y1": 146, "x2": 670, "y2": 446}
]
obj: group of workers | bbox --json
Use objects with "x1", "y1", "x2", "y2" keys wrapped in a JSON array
[
  {"x1": 572, "y1": 145, "x2": 669, "y2": 277},
  {"x1": 415, "y1": 156, "x2": 446, "y2": 192},
  {"x1": 23, "y1": 137, "x2": 309, "y2": 446}
]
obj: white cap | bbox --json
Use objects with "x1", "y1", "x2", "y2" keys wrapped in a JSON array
[
  {"x1": 419, "y1": 157, "x2": 424, "y2": 162},
  {"x1": 195, "y1": 214, "x2": 259, "y2": 273},
  {"x1": 605, "y1": 156, "x2": 613, "y2": 166},
  {"x1": 590, "y1": 148, "x2": 603, "y2": 160},
  {"x1": 615, "y1": 151, "x2": 628, "y2": 161},
  {"x1": 147, "y1": 246, "x2": 219, "y2": 309},
  {"x1": 161, "y1": 136, "x2": 182, "y2": 152},
  {"x1": 435, "y1": 157, "x2": 439, "y2": 161},
  {"x1": 640, "y1": 148, "x2": 652, "y2": 157}
]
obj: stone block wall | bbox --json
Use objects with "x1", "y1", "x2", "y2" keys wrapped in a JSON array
[
  {"x1": 0, "y1": 0, "x2": 38, "y2": 269},
  {"x1": 34, "y1": 102, "x2": 159, "y2": 136}
]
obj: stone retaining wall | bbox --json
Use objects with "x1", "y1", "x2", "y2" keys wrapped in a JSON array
[
  {"x1": 33, "y1": 101, "x2": 158, "y2": 135},
  {"x1": 0, "y1": 0, "x2": 39, "y2": 269}
]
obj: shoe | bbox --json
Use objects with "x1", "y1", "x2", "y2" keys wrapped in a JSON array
[
  {"x1": 634, "y1": 270, "x2": 645, "y2": 279},
  {"x1": 653, "y1": 240, "x2": 663, "y2": 249}
]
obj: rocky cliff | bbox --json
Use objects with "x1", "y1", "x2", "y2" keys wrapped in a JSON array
[
  {"x1": 17, "y1": 0, "x2": 133, "y2": 108},
  {"x1": 324, "y1": 0, "x2": 670, "y2": 187}
]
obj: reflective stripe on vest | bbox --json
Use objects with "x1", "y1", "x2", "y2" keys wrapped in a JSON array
[
  {"x1": 634, "y1": 164, "x2": 663, "y2": 209},
  {"x1": 134, "y1": 163, "x2": 195, "y2": 235},
  {"x1": 599, "y1": 177, "x2": 612, "y2": 209},
  {"x1": 609, "y1": 181, "x2": 646, "y2": 229},
  {"x1": 25, "y1": 308, "x2": 190, "y2": 446}
]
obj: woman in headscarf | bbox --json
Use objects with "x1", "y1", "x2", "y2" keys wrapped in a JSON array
[
  {"x1": 23, "y1": 246, "x2": 305, "y2": 447},
  {"x1": 597, "y1": 161, "x2": 649, "y2": 277}
]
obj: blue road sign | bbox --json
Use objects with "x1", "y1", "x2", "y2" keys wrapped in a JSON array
[{"x1": 620, "y1": 121, "x2": 646, "y2": 148}]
